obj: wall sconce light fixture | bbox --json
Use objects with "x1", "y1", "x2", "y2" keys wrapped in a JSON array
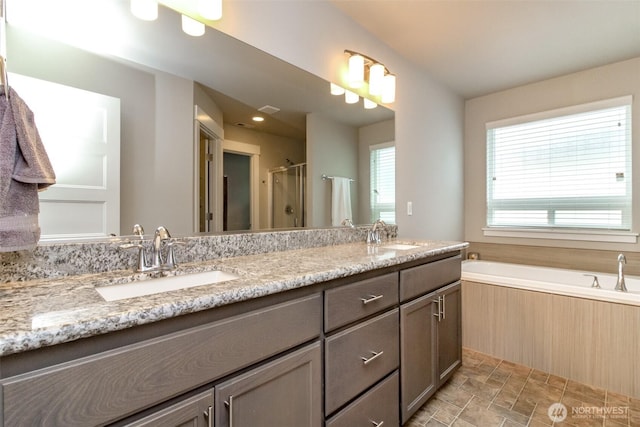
[
  {"x1": 131, "y1": 1, "x2": 222, "y2": 37},
  {"x1": 131, "y1": 0, "x2": 158, "y2": 21},
  {"x1": 181, "y1": 14, "x2": 205, "y2": 36},
  {"x1": 345, "y1": 50, "x2": 395, "y2": 103}
]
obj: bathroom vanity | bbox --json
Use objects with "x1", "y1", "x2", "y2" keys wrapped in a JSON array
[{"x1": 0, "y1": 237, "x2": 465, "y2": 426}]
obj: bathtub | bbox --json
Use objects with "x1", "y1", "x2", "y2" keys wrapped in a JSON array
[
  {"x1": 461, "y1": 259, "x2": 640, "y2": 398},
  {"x1": 461, "y1": 260, "x2": 640, "y2": 307}
]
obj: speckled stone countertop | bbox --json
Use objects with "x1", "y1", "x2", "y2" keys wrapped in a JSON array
[{"x1": 0, "y1": 239, "x2": 467, "y2": 357}]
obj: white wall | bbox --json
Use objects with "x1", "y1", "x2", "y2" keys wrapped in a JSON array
[
  {"x1": 464, "y1": 57, "x2": 640, "y2": 251},
  {"x1": 215, "y1": 0, "x2": 465, "y2": 240}
]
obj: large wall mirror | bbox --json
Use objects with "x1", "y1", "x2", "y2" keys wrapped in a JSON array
[{"x1": 5, "y1": 0, "x2": 395, "y2": 239}]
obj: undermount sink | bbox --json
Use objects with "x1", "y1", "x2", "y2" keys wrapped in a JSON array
[
  {"x1": 380, "y1": 243, "x2": 420, "y2": 250},
  {"x1": 96, "y1": 270, "x2": 240, "y2": 301}
]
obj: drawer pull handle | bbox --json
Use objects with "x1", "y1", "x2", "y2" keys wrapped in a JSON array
[
  {"x1": 360, "y1": 294, "x2": 383, "y2": 304},
  {"x1": 361, "y1": 350, "x2": 384, "y2": 365},
  {"x1": 225, "y1": 395, "x2": 234, "y2": 427},
  {"x1": 204, "y1": 406, "x2": 213, "y2": 427},
  {"x1": 433, "y1": 297, "x2": 441, "y2": 321},
  {"x1": 370, "y1": 421, "x2": 384, "y2": 427}
]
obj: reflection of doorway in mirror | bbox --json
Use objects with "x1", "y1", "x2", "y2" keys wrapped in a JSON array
[
  {"x1": 223, "y1": 153, "x2": 251, "y2": 231},
  {"x1": 222, "y1": 140, "x2": 260, "y2": 230},
  {"x1": 9, "y1": 73, "x2": 121, "y2": 240}
]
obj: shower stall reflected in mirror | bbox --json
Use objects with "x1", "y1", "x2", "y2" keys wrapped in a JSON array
[{"x1": 268, "y1": 163, "x2": 306, "y2": 228}]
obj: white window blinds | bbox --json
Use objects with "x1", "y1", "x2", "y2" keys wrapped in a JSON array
[
  {"x1": 486, "y1": 96, "x2": 632, "y2": 231},
  {"x1": 370, "y1": 143, "x2": 395, "y2": 224}
]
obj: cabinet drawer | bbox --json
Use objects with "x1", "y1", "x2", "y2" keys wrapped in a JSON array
[
  {"x1": 400, "y1": 255, "x2": 461, "y2": 302},
  {"x1": 1, "y1": 294, "x2": 321, "y2": 427},
  {"x1": 325, "y1": 272, "x2": 398, "y2": 332},
  {"x1": 325, "y1": 309, "x2": 399, "y2": 415},
  {"x1": 326, "y1": 372, "x2": 399, "y2": 427}
]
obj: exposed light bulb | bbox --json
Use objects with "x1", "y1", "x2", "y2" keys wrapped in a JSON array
[
  {"x1": 330, "y1": 83, "x2": 345, "y2": 96},
  {"x1": 347, "y1": 54, "x2": 365, "y2": 89},
  {"x1": 381, "y1": 74, "x2": 396, "y2": 103},
  {"x1": 345, "y1": 90, "x2": 359, "y2": 104},
  {"x1": 198, "y1": 0, "x2": 222, "y2": 20},
  {"x1": 182, "y1": 15, "x2": 205, "y2": 37},
  {"x1": 364, "y1": 98, "x2": 377, "y2": 109},
  {"x1": 130, "y1": 0, "x2": 158, "y2": 21},
  {"x1": 368, "y1": 63, "x2": 385, "y2": 96}
]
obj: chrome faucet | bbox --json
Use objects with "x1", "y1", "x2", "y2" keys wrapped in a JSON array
[
  {"x1": 120, "y1": 225, "x2": 183, "y2": 273},
  {"x1": 616, "y1": 253, "x2": 628, "y2": 292},
  {"x1": 367, "y1": 219, "x2": 387, "y2": 244}
]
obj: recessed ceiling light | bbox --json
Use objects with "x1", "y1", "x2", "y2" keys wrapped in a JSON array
[{"x1": 252, "y1": 116, "x2": 265, "y2": 122}]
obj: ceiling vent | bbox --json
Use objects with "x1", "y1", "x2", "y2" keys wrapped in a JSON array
[{"x1": 258, "y1": 105, "x2": 280, "y2": 115}]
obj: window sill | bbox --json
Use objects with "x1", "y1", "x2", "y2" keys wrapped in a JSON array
[{"x1": 482, "y1": 227, "x2": 638, "y2": 244}]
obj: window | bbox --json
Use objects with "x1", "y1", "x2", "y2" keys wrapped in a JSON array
[
  {"x1": 486, "y1": 96, "x2": 632, "y2": 236},
  {"x1": 370, "y1": 142, "x2": 395, "y2": 223}
]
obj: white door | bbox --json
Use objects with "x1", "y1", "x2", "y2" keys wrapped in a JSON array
[{"x1": 9, "y1": 73, "x2": 121, "y2": 240}]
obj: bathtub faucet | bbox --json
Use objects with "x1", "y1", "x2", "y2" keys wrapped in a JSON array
[{"x1": 615, "y1": 253, "x2": 628, "y2": 292}]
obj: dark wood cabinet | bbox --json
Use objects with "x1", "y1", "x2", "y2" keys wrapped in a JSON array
[
  {"x1": 0, "y1": 250, "x2": 462, "y2": 427},
  {"x1": 400, "y1": 291, "x2": 438, "y2": 423},
  {"x1": 215, "y1": 343, "x2": 322, "y2": 427},
  {"x1": 399, "y1": 255, "x2": 462, "y2": 424},
  {"x1": 437, "y1": 282, "x2": 462, "y2": 384},
  {"x1": 124, "y1": 390, "x2": 213, "y2": 427}
]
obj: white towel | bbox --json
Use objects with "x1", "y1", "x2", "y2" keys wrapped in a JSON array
[{"x1": 331, "y1": 177, "x2": 352, "y2": 226}]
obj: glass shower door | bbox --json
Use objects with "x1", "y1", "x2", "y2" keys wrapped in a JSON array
[{"x1": 271, "y1": 164, "x2": 306, "y2": 228}]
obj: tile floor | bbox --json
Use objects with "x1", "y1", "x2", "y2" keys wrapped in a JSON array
[{"x1": 406, "y1": 348, "x2": 639, "y2": 427}]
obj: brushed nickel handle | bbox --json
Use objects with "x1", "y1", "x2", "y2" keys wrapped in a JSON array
[
  {"x1": 371, "y1": 421, "x2": 384, "y2": 427},
  {"x1": 225, "y1": 395, "x2": 234, "y2": 427},
  {"x1": 361, "y1": 350, "x2": 384, "y2": 365},
  {"x1": 203, "y1": 406, "x2": 213, "y2": 427},
  {"x1": 432, "y1": 297, "x2": 442, "y2": 321},
  {"x1": 360, "y1": 294, "x2": 383, "y2": 304},
  {"x1": 442, "y1": 294, "x2": 446, "y2": 320}
]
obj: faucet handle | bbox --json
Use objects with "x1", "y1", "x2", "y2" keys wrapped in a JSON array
[
  {"x1": 583, "y1": 274, "x2": 600, "y2": 289},
  {"x1": 164, "y1": 240, "x2": 186, "y2": 269},
  {"x1": 133, "y1": 224, "x2": 145, "y2": 240},
  {"x1": 119, "y1": 242, "x2": 147, "y2": 272}
]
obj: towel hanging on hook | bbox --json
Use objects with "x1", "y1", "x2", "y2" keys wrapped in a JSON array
[{"x1": 0, "y1": 56, "x2": 8, "y2": 99}]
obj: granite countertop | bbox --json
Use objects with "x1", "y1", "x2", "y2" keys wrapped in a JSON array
[{"x1": 0, "y1": 239, "x2": 467, "y2": 357}]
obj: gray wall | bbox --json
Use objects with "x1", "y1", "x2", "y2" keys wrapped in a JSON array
[
  {"x1": 464, "y1": 57, "x2": 640, "y2": 251},
  {"x1": 307, "y1": 112, "x2": 359, "y2": 227}
]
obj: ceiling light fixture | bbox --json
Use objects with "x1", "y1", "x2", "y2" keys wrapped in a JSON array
[
  {"x1": 198, "y1": 0, "x2": 223, "y2": 20},
  {"x1": 343, "y1": 49, "x2": 396, "y2": 104},
  {"x1": 130, "y1": 0, "x2": 158, "y2": 21},
  {"x1": 252, "y1": 116, "x2": 265, "y2": 122},
  {"x1": 181, "y1": 14, "x2": 205, "y2": 36}
]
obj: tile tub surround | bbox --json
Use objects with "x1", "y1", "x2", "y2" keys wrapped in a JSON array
[
  {"x1": 0, "y1": 225, "x2": 397, "y2": 283},
  {"x1": 0, "y1": 237, "x2": 465, "y2": 356},
  {"x1": 407, "y1": 348, "x2": 640, "y2": 427}
]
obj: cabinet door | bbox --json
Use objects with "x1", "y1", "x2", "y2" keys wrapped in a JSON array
[
  {"x1": 124, "y1": 390, "x2": 213, "y2": 427},
  {"x1": 400, "y1": 292, "x2": 438, "y2": 424},
  {"x1": 215, "y1": 342, "x2": 322, "y2": 427},
  {"x1": 437, "y1": 281, "x2": 462, "y2": 384}
]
